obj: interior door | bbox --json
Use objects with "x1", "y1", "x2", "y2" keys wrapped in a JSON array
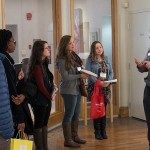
[{"x1": 130, "y1": 11, "x2": 150, "y2": 120}]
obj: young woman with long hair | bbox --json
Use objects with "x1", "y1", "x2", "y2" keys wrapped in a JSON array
[
  {"x1": 56, "y1": 35, "x2": 88, "y2": 147},
  {"x1": 86, "y1": 41, "x2": 113, "y2": 140},
  {"x1": 27, "y1": 40, "x2": 54, "y2": 150}
]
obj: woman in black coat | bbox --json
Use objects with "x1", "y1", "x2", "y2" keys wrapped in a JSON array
[
  {"x1": 0, "y1": 29, "x2": 33, "y2": 136},
  {"x1": 27, "y1": 40, "x2": 54, "y2": 150}
]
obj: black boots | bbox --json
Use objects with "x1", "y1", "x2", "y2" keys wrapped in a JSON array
[
  {"x1": 93, "y1": 117, "x2": 108, "y2": 140},
  {"x1": 94, "y1": 130, "x2": 107, "y2": 140},
  {"x1": 71, "y1": 121, "x2": 86, "y2": 144},
  {"x1": 42, "y1": 126, "x2": 49, "y2": 150},
  {"x1": 94, "y1": 131, "x2": 103, "y2": 140},
  {"x1": 33, "y1": 126, "x2": 49, "y2": 150},
  {"x1": 62, "y1": 122, "x2": 80, "y2": 147},
  {"x1": 101, "y1": 129, "x2": 108, "y2": 139},
  {"x1": 34, "y1": 128, "x2": 43, "y2": 150},
  {"x1": 101, "y1": 117, "x2": 108, "y2": 139}
]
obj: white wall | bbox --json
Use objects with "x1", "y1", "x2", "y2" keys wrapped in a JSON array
[
  {"x1": 129, "y1": 0, "x2": 150, "y2": 12},
  {"x1": 128, "y1": 0, "x2": 150, "y2": 118},
  {"x1": 5, "y1": 0, "x2": 38, "y2": 62},
  {"x1": 36, "y1": 0, "x2": 54, "y2": 73},
  {"x1": 118, "y1": 0, "x2": 150, "y2": 109},
  {"x1": 61, "y1": 0, "x2": 71, "y2": 35},
  {"x1": 5, "y1": 0, "x2": 53, "y2": 63},
  {"x1": 74, "y1": 0, "x2": 112, "y2": 58},
  {"x1": 74, "y1": 0, "x2": 111, "y2": 32}
]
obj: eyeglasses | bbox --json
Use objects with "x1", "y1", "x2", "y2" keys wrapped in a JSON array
[
  {"x1": 9, "y1": 40, "x2": 16, "y2": 45},
  {"x1": 44, "y1": 46, "x2": 51, "y2": 50}
]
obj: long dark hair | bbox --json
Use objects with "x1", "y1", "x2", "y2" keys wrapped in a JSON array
[
  {"x1": 89, "y1": 41, "x2": 104, "y2": 61},
  {"x1": 0, "y1": 29, "x2": 12, "y2": 52},
  {"x1": 56, "y1": 35, "x2": 74, "y2": 70},
  {"x1": 27, "y1": 40, "x2": 48, "y2": 78}
]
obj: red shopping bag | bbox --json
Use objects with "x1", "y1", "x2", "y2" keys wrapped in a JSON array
[{"x1": 90, "y1": 80, "x2": 105, "y2": 119}]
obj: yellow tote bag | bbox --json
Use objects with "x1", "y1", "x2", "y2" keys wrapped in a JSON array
[{"x1": 10, "y1": 131, "x2": 33, "y2": 150}]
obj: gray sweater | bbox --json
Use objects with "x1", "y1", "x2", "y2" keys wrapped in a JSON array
[{"x1": 57, "y1": 59, "x2": 81, "y2": 95}]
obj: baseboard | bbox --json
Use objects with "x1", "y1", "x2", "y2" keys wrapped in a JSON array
[
  {"x1": 48, "y1": 123, "x2": 61, "y2": 132},
  {"x1": 119, "y1": 107, "x2": 129, "y2": 117}
]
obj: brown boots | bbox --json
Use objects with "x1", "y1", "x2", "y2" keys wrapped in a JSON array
[
  {"x1": 71, "y1": 121, "x2": 86, "y2": 144},
  {"x1": 62, "y1": 121, "x2": 86, "y2": 147},
  {"x1": 42, "y1": 126, "x2": 49, "y2": 150},
  {"x1": 62, "y1": 122, "x2": 80, "y2": 147}
]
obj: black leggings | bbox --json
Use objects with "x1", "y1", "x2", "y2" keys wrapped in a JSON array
[
  {"x1": 33, "y1": 103, "x2": 51, "y2": 129},
  {"x1": 93, "y1": 116, "x2": 106, "y2": 131}
]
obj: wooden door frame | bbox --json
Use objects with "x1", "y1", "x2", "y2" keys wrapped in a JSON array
[
  {"x1": 0, "y1": 0, "x2": 5, "y2": 28},
  {"x1": 70, "y1": 0, "x2": 120, "y2": 116},
  {"x1": 48, "y1": 0, "x2": 63, "y2": 127},
  {"x1": 111, "y1": 0, "x2": 119, "y2": 115}
]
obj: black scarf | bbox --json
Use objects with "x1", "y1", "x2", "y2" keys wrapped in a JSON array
[{"x1": 71, "y1": 51, "x2": 83, "y2": 67}]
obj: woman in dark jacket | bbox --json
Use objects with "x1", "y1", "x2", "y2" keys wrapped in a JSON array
[
  {"x1": 27, "y1": 40, "x2": 54, "y2": 150},
  {"x1": 0, "y1": 29, "x2": 26, "y2": 135}
]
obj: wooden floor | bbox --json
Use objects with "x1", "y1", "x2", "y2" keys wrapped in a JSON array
[{"x1": 46, "y1": 118, "x2": 148, "y2": 150}]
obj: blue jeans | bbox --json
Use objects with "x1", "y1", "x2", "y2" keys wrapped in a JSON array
[{"x1": 61, "y1": 94, "x2": 81, "y2": 123}]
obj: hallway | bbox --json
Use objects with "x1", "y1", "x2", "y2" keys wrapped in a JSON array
[{"x1": 46, "y1": 118, "x2": 148, "y2": 150}]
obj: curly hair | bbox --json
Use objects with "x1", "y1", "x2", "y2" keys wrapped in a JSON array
[
  {"x1": 0, "y1": 29, "x2": 12, "y2": 52},
  {"x1": 27, "y1": 40, "x2": 48, "y2": 78}
]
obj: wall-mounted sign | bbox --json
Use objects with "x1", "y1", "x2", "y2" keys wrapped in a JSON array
[{"x1": 26, "y1": 13, "x2": 32, "y2": 20}]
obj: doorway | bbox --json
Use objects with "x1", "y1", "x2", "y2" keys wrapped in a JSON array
[
  {"x1": 130, "y1": 11, "x2": 150, "y2": 120},
  {"x1": 73, "y1": 0, "x2": 119, "y2": 117}
]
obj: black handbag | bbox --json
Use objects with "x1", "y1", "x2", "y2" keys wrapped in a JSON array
[{"x1": 26, "y1": 79, "x2": 37, "y2": 98}]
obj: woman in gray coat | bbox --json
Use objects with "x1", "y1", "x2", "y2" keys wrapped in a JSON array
[{"x1": 56, "y1": 35, "x2": 88, "y2": 147}]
